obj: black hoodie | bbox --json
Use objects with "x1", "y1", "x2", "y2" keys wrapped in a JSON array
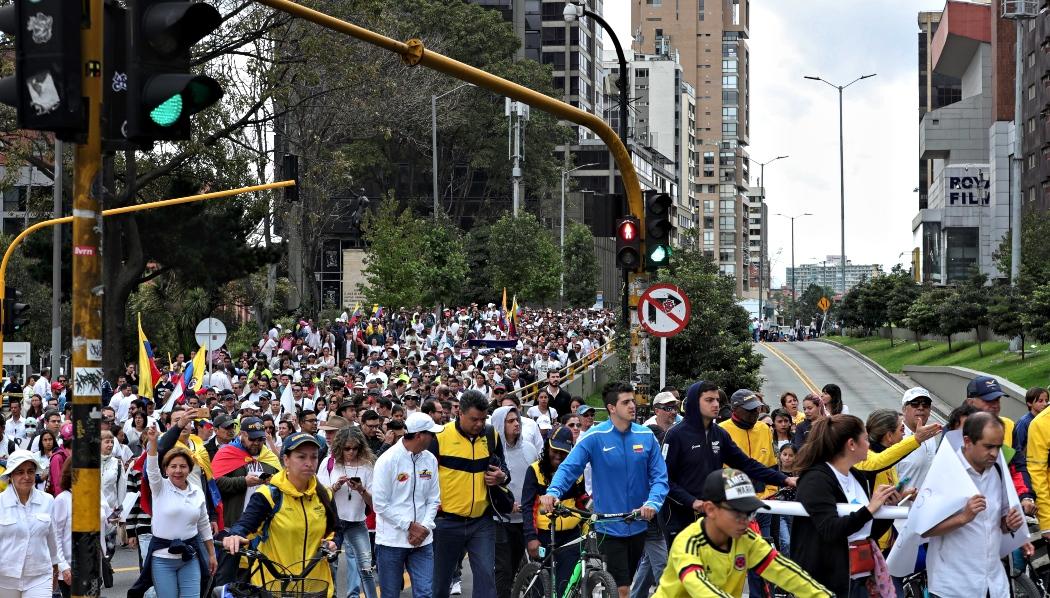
[{"x1": 662, "y1": 381, "x2": 788, "y2": 534}]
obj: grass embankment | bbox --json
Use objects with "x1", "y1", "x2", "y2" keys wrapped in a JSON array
[{"x1": 826, "y1": 336, "x2": 1050, "y2": 390}]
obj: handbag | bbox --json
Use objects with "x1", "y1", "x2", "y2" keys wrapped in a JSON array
[{"x1": 848, "y1": 539, "x2": 876, "y2": 576}]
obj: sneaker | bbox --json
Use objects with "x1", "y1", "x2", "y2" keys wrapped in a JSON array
[{"x1": 450, "y1": 581, "x2": 462, "y2": 595}]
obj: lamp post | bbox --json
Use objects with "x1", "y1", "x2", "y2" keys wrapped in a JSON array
[
  {"x1": 777, "y1": 212, "x2": 812, "y2": 323},
  {"x1": 565, "y1": 0, "x2": 630, "y2": 325},
  {"x1": 561, "y1": 162, "x2": 600, "y2": 306},
  {"x1": 803, "y1": 73, "x2": 876, "y2": 295},
  {"x1": 431, "y1": 82, "x2": 474, "y2": 218},
  {"x1": 753, "y1": 155, "x2": 788, "y2": 322}
]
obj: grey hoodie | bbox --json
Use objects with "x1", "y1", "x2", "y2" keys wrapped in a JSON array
[{"x1": 491, "y1": 406, "x2": 539, "y2": 523}]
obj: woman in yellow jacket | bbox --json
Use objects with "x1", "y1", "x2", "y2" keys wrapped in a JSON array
[{"x1": 221, "y1": 432, "x2": 338, "y2": 597}]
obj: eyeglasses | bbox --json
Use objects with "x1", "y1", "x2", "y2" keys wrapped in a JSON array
[
  {"x1": 344, "y1": 446, "x2": 360, "y2": 452},
  {"x1": 905, "y1": 400, "x2": 932, "y2": 408},
  {"x1": 655, "y1": 404, "x2": 678, "y2": 411},
  {"x1": 304, "y1": 418, "x2": 318, "y2": 424},
  {"x1": 718, "y1": 503, "x2": 758, "y2": 522},
  {"x1": 566, "y1": 423, "x2": 580, "y2": 428}
]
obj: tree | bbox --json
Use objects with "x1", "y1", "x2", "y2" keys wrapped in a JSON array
[
  {"x1": 904, "y1": 287, "x2": 948, "y2": 350},
  {"x1": 995, "y1": 210, "x2": 1050, "y2": 287},
  {"x1": 886, "y1": 268, "x2": 920, "y2": 348},
  {"x1": 936, "y1": 288, "x2": 968, "y2": 352},
  {"x1": 955, "y1": 272, "x2": 990, "y2": 356},
  {"x1": 988, "y1": 286, "x2": 1027, "y2": 360},
  {"x1": 487, "y1": 212, "x2": 561, "y2": 304},
  {"x1": 858, "y1": 275, "x2": 892, "y2": 335},
  {"x1": 563, "y1": 222, "x2": 599, "y2": 307},
  {"x1": 838, "y1": 280, "x2": 866, "y2": 333},
  {"x1": 648, "y1": 248, "x2": 763, "y2": 393},
  {"x1": 795, "y1": 283, "x2": 834, "y2": 328},
  {"x1": 1025, "y1": 286, "x2": 1050, "y2": 345}
]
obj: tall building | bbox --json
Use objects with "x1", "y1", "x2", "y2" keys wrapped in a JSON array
[
  {"x1": 913, "y1": 0, "x2": 1012, "y2": 285},
  {"x1": 0, "y1": 165, "x2": 53, "y2": 236},
  {"x1": 786, "y1": 257, "x2": 883, "y2": 295},
  {"x1": 1019, "y1": 8, "x2": 1050, "y2": 212},
  {"x1": 744, "y1": 186, "x2": 767, "y2": 298},
  {"x1": 632, "y1": 0, "x2": 752, "y2": 295},
  {"x1": 918, "y1": 10, "x2": 963, "y2": 212}
]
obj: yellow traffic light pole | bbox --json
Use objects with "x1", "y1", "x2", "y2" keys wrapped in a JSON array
[
  {"x1": 254, "y1": 0, "x2": 644, "y2": 221},
  {"x1": 0, "y1": 180, "x2": 295, "y2": 369}
]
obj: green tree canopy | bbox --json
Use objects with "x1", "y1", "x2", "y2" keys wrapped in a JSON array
[
  {"x1": 487, "y1": 212, "x2": 562, "y2": 304},
  {"x1": 563, "y1": 222, "x2": 599, "y2": 308}
]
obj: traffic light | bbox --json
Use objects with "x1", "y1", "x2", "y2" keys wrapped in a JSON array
[
  {"x1": 615, "y1": 216, "x2": 641, "y2": 270},
  {"x1": 283, "y1": 154, "x2": 299, "y2": 202},
  {"x1": 2, "y1": 287, "x2": 29, "y2": 335},
  {"x1": 645, "y1": 191, "x2": 673, "y2": 271},
  {"x1": 126, "y1": 0, "x2": 224, "y2": 142},
  {"x1": 0, "y1": 0, "x2": 84, "y2": 138}
]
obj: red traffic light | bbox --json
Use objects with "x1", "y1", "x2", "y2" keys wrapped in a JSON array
[{"x1": 618, "y1": 219, "x2": 637, "y2": 241}]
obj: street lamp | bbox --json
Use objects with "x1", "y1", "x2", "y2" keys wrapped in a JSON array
[
  {"x1": 431, "y1": 82, "x2": 475, "y2": 218},
  {"x1": 804, "y1": 73, "x2": 876, "y2": 295},
  {"x1": 564, "y1": 1, "x2": 628, "y2": 146},
  {"x1": 777, "y1": 212, "x2": 812, "y2": 322},
  {"x1": 753, "y1": 154, "x2": 788, "y2": 322},
  {"x1": 561, "y1": 162, "x2": 599, "y2": 306}
]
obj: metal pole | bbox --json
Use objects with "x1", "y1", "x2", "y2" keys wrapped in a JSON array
[
  {"x1": 790, "y1": 218, "x2": 796, "y2": 320},
  {"x1": 838, "y1": 86, "x2": 846, "y2": 295},
  {"x1": 560, "y1": 169, "x2": 565, "y2": 306},
  {"x1": 1011, "y1": 19, "x2": 1023, "y2": 284},
  {"x1": 512, "y1": 107, "x2": 521, "y2": 216},
  {"x1": 51, "y1": 140, "x2": 63, "y2": 375},
  {"x1": 659, "y1": 336, "x2": 667, "y2": 389},
  {"x1": 759, "y1": 162, "x2": 765, "y2": 321},
  {"x1": 71, "y1": 0, "x2": 103, "y2": 594},
  {"x1": 432, "y1": 94, "x2": 439, "y2": 218}
]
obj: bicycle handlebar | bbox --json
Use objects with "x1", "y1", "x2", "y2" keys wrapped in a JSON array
[
  {"x1": 232, "y1": 545, "x2": 341, "y2": 580},
  {"x1": 549, "y1": 504, "x2": 640, "y2": 523}
]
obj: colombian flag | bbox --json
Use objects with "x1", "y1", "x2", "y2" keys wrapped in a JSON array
[
  {"x1": 509, "y1": 295, "x2": 520, "y2": 338},
  {"x1": 183, "y1": 345, "x2": 207, "y2": 392},
  {"x1": 137, "y1": 314, "x2": 162, "y2": 399}
]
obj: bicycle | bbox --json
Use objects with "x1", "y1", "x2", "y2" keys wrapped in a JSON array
[
  {"x1": 511, "y1": 504, "x2": 638, "y2": 598},
  {"x1": 211, "y1": 545, "x2": 340, "y2": 598}
]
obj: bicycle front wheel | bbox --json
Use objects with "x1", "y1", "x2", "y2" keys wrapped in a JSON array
[
  {"x1": 511, "y1": 560, "x2": 552, "y2": 598},
  {"x1": 1011, "y1": 572, "x2": 1041, "y2": 598},
  {"x1": 581, "y1": 570, "x2": 618, "y2": 598}
]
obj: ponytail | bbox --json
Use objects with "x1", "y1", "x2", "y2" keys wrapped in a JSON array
[{"x1": 794, "y1": 414, "x2": 865, "y2": 472}]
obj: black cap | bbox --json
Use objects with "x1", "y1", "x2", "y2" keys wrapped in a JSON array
[
  {"x1": 548, "y1": 426, "x2": 574, "y2": 453},
  {"x1": 729, "y1": 389, "x2": 761, "y2": 411},
  {"x1": 702, "y1": 469, "x2": 769, "y2": 512},
  {"x1": 240, "y1": 417, "x2": 266, "y2": 440},
  {"x1": 282, "y1": 432, "x2": 321, "y2": 455},
  {"x1": 213, "y1": 414, "x2": 236, "y2": 430}
]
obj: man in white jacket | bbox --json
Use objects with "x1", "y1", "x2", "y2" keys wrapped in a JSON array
[{"x1": 373, "y1": 412, "x2": 442, "y2": 598}]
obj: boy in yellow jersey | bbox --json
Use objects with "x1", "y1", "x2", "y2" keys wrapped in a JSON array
[{"x1": 653, "y1": 469, "x2": 831, "y2": 598}]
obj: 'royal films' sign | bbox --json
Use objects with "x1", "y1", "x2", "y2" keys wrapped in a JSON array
[{"x1": 944, "y1": 164, "x2": 990, "y2": 207}]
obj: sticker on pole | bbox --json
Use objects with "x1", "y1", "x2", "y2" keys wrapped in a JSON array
[{"x1": 638, "y1": 283, "x2": 691, "y2": 337}]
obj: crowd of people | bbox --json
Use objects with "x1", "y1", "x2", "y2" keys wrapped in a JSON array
[{"x1": 0, "y1": 300, "x2": 1043, "y2": 598}]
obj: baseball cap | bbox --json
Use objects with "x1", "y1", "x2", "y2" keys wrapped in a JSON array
[
  {"x1": 967, "y1": 376, "x2": 1005, "y2": 401},
  {"x1": 405, "y1": 412, "x2": 444, "y2": 434},
  {"x1": 536, "y1": 415, "x2": 553, "y2": 430},
  {"x1": 576, "y1": 405, "x2": 596, "y2": 417},
  {"x1": 729, "y1": 389, "x2": 761, "y2": 411},
  {"x1": 240, "y1": 399, "x2": 260, "y2": 411},
  {"x1": 901, "y1": 387, "x2": 932, "y2": 406},
  {"x1": 240, "y1": 417, "x2": 266, "y2": 440},
  {"x1": 282, "y1": 432, "x2": 321, "y2": 455},
  {"x1": 319, "y1": 415, "x2": 349, "y2": 432},
  {"x1": 548, "y1": 426, "x2": 573, "y2": 453},
  {"x1": 213, "y1": 414, "x2": 237, "y2": 430},
  {"x1": 653, "y1": 392, "x2": 679, "y2": 406},
  {"x1": 702, "y1": 468, "x2": 769, "y2": 512}
]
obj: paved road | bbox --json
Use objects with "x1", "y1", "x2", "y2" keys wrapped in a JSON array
[{"x1": 757, "y1": 340, "x2": 906, "y2": 421}]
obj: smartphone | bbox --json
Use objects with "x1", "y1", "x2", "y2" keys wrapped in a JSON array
[
  {"x1": 260, "y1": 472, "x2": 272, "y2": 482},
  {"x1": 895, "y1": 477, "x2": 911, "y2": 492},
  {"x1": 349, "y1": 476, "x2": 362, "y2": 485}
]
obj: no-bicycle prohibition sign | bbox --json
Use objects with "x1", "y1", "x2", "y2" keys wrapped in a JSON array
[{"x1": 638, "y1": 283, "x2": 691, "y2": 337}]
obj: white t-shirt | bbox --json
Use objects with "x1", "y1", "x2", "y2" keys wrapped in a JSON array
[
  {"x1": 826, "y1": 463, "x2": 872, "y2": 543},
  {"x1": 317, "y1": 458, "x2": 373, "y2": 523},
  {"x1": 527, "y1": 406, "x2": 558, "y2": 423}
]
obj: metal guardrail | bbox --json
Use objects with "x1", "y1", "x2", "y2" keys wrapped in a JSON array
[{"x1": 510, "y1": 339, "x2": 615, "y2": 405}]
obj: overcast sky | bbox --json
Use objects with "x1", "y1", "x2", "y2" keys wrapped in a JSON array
[{"x1": 605, "y1": 0, "x2": 947, "y2": 286}]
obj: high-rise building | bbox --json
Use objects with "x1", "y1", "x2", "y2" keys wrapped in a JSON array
[
  {"x1": 744, "y1": 186, "x2": 767, "y2": 297},
  {"x1": 786, "y1": 257, "x2": 883, "y2": 295},
  {"x1": 918, "y1": 11, "x2": 963, "y2": 212},
  {"x1": 1018, "y1": 9, "x2": 1050, "y2": 212},
  {"x1": 632, "y1": 0, "x2": 752, "y2": 295}
]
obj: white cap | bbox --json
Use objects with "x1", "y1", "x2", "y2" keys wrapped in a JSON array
[
  {"x1": 406, "y1": 412, "x2": 444, "y2": 434},
  {"x1": 2, "y1": 450, "x2": 38, "y2": 481},
  {"x1": 901, "y1": 387, "x2": 931, "y2": 406},
  {"x1": 240, "y1": 400, "x2": 260, "y2": 411},
  {"x1": 653, "y1": 391, "x2": 678, "y2": 406},
  {"x1": 536, "y1": 415, "x2": 553, "y2": 430}
]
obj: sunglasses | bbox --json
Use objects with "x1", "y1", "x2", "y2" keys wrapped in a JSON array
[
  {"x1": 566, "y1": 423, "x2": 580, "y2": 428},
  {"x1": 655, "y1": 404, "x2": 679, "y2": 411},
  {"x1": 905, "y1": 399, "x2": 932, "y2": 408}
]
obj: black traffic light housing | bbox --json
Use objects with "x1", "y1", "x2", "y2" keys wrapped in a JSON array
[
  {"x1": 283, "y1": 154, "x2": 299, "y2": 202},
  {"x1": 2, "y1": 287, "x2": 29, "y2": 335},
  {"x1": 644, "y1": 190, "x2": 673, "y2": 271},
  {"x1": 126, "y1": 0, "x2": 224, "y2": 142},
  {"x1": 615, "y1": 216, "x2": 641, "y2": 271},
  {"x1": 0, "y1": 0, "x2": 84, "y2": 138}
]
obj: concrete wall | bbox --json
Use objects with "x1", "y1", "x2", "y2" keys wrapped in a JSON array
[
  {"x1": 563, "y1": 352, "x2": 619, "y2": 399},
  {"x1": 854, "y1": 325, "x2": 1009, "y2": 343},
  {"x1": 901, "y1": 364, "x2": 1028, "y2": 421}
]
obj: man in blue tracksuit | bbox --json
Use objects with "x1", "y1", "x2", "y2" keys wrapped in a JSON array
[
  {"x1": 540, "y1": 381, "x2": 668, "y2": 598},
  {"x1": 662, "y1": 380, "x2": 794, "y2": 544}
]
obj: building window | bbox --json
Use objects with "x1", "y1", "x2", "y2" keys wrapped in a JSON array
[
  {"x1": 647, "y1": 0, "x2": 662, "y2": 4},
  {"x1": 720, "y1": 216, "x2": 736, "y2": 229},
  {"x1": 1028, "y1": 153, "x2": 1038, "y2": 171},
  {"x1": 1029, "y1": 52, "x2": 1037, "y2": 68},
  {"x1": 703, "y1": 200, "x2": 714, "y2": 214},
  {"x1": 703, "y1": 230, "x2": 714, "y2": 246},
  {"x1": 698, "y1": 0, "x2": 704, "y2": 20},
  {"x1": 1029, "y1": 117, "x2": 1037, "y2": 134},
  {"x1": 945, "y1": 227, "x2": 979, "y2": 283},
  {"x1": 719, "y1": 264, "x2": 736, "y2": 276},
  {"x1": 1030, "y1": 84, "x2": 1037, "y2": 101},
  {"x1": 635, "y1": 68, "x2": 648, "y2": 78},
  {"x1": 722, "y1": 75, "x2": 738, "y2": 88}
]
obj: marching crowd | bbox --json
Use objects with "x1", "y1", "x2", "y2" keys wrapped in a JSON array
[{"x1": 0, "y1": 301, "x2": 1044, "y2": 598}]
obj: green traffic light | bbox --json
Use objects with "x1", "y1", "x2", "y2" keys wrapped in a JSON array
[
  {"x1": 150, "y1": 94, "x2": 183, "y2": 127},
  {"x1": 650, "y1": 244, "x2": 670, "y2": 263}
]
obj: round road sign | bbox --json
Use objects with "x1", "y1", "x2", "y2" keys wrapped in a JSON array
[
  {"x1": 638, "y1": 283, "x2": 691, "y2": 337},
  {"x1": 194, "y1": 317, "x2": 228, "y2": 352}
]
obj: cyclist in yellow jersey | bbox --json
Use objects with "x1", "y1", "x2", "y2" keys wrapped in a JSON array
[{"x1": 653, "y1": 469, "x2": 831, "y2": 598}]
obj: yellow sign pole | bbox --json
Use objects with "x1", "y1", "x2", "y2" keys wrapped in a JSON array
[
  {"x1": 252, "y1": 0, "x2": 644, "y2": 221},
  {"x1": 0, "y1": 180, "x2": 296, "y2": 370},
  {"x1": 70, "y1": 0, "x2": 105, "y2": 593}
]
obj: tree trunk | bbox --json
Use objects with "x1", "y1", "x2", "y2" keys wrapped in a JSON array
[
  {"x1": 888, "y1": 324, "x2": 894, "y2": 348},
  {"x1": 946, "y1": 334, "x2": 952, "y2": 352},
  {"x1": 915, "y1": 329, "x2": 922, "y2": 351},
  {"x1": 1022, "y1": 334, "x2": 1026, "y2": 361},
  {"x1": 102, "y1": 153, "x2": 146, "y2": 382},
  {"x1": 976, "y1": 326, "x2": 983, "y2": 357}
]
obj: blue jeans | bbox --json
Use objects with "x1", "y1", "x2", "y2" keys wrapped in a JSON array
[
  {"x1": 629, "y1": 521, "x2": 668, "y2": 598},
  {"x1": 776, "y1": 516, "x2": 791, "y2": 557},
  {"x1": 376, "y1": 544, "x2": 433, "y2": 598},
  {"x1": 337, "y1": 521, "x2": 377, "y2": 598},
  {"x1": 152, "y1": 556, "x2": 201, "y2": 598},
  {"x1": 137, "y1": 534, "x2": 157, "y2": 598},
  {"x1": 746, "y1": 513, "x2": 773, "y2": 598},
  {"x1": 432, "y1": 515, "x2": 496, "y2": 598}
]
